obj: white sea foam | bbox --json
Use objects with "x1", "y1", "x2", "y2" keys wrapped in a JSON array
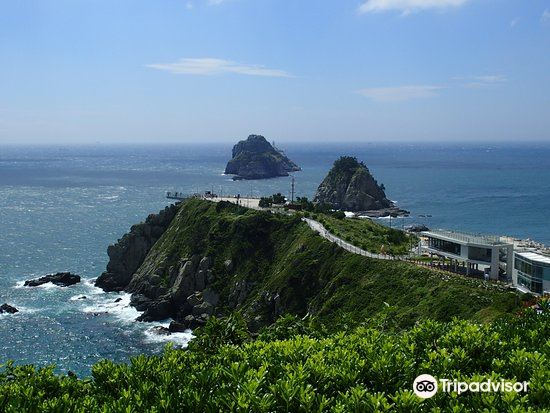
[
  {"x1": 77, "y1": 279, "x2": 194, "y2": 347},
  {"x1": 81, "y1": 292, "x2": 141, "y2": 323},
  {"x1": 14, "y1": 280, "x2": 26, "y2": 289},
  {"x1": 14, "y1": 280, "x2": 63, "y2": 290},
  {"x1": 143, "y1": 325, "x2": 194, "y2": 347},
  {"x1": 0, "y1": 305, "x2": 40, "y2": 316}
]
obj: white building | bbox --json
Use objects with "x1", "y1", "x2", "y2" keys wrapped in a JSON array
[
  {"x1": 421, "y1": 229, "x2": 514, "y2": 280},
  {"x1": 513, "y1": 251, "x2": 550, "y2": 295}
]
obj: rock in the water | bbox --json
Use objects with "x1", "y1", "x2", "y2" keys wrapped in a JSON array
[
  {"x1": 406, "y1": 224, "x2": 430, "y2": 233},
  {"x1": 136, "y1": 299, "x2": 173, "y2": 322},
  {"x1": 149, "y1": 326, "x2": 171, "y2": 336},
  {"x1": 114, "y1": 297, "x2": 122, "y2": 303},
  {"x1": 168, "y1": 321, "x2": 189, "y2": 333},
  {"x1": 24, "y1": 272, "x2": 80, "y2": 287},
  {"x1": 314, "y1": 156, "x2": 392, "y2": 212},
  {"x1": 0, "y1": 303, "x2": 18, "y2": 314},
  {"x1": 224, "y1": 135, "x2": 301, "y2": 180}
]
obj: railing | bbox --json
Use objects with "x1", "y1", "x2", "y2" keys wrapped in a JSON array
[
  {"x1": 423, "y1": 229, "x2": 502, "y2": 245},
  {"x1": 302, "y1": 218, "x2": 409, "y2": 261}
]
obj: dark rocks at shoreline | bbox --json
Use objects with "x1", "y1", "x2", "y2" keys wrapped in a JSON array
[
  {"x1": 24, "y1": 272, "x2": 81, "y2": 287},
  {"x1": 314, "y1": 156, "x2": 393, "y2": 212},
  {"x1": 126, "y1": 252, "x2": 222, "y2": 323},
  {"x1": 224, "y1": 135, "x2": 301, "y2": 180},
  {"x1": 95, "y1": 204, "x2": 179, "y2": 292},
  {"x1": 406, "y1": 224, "x2": 430, "y2": 233},
  {"x1": 0, "y1": 303, "x2": 19, "y2": 314},
  {"x1": 358, "y1": 207, "x2": 410, "y2": 218}
]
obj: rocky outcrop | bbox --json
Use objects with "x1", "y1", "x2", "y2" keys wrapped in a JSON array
[
  {"x1": 314, "y1": 156, "x2": 393, "y2": 212},
  {"x1": 0, "y1": 303, "x2": 18, "y2": 314},
  {"x1": 224, "y1": 135, "x2": 301, "y2": 180},
  {"x1": 24, "y1": 272, "x2": 80, "y2": 287},
  {"x1": 95, "y1": 204, "x2": 179, "y2": 292},
  {"x1": 127, "y1": 252, "x2": 221, "y2": 322}
]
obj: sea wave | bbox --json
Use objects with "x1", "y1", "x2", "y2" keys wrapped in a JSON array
[{"x1": 81, "y1": 292, "x2": 141, "y2": 324}]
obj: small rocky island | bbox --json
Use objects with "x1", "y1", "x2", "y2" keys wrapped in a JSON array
[
  {"x1": 224, "y1": 135, "x2": 301, "y2": 180},
  {"x1": 314, "y1": 156, "x2": 407, "y2": 216},
  {"x1": 24, "y1": 272, "x2": 81, "y2": 287},
  {"x1": 0, "y1": 303, "x2": 18, "y2": 314}
]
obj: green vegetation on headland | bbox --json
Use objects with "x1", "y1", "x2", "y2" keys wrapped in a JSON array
[
  {"x1": 1, "y1": 304, "x2": 548, "y2": 412},
  {"x1": 313, "y1": 213, "x2": 415, "y2": 255},
  {"x1": 128, "y1": 199, "x2": 519, "y2": 327}
]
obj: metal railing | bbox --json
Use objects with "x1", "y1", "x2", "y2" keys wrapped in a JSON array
[{"x1": 302, "y1": 218, "x2": 409, "y2": 261}]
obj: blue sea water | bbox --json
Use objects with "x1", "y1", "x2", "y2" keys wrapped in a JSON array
[{"x1": 0, "y1": 142, "x2": 549, "y2": 376}]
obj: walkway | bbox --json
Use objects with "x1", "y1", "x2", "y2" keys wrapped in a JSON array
[{"x1": 302, "y1": 218, "x2": 403, "y2": 261}]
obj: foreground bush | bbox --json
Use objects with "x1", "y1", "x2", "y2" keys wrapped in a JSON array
[{"x1": 1, "y1": 303, "x2": 549, "y2": 412}]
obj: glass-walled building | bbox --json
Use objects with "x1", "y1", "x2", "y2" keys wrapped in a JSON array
[
  {"x1": 513, "y1": 251, "x2": 550, "y2": 295},
  {"x1": 421, "y1": 229, "x2": 513, "y2": 280}
]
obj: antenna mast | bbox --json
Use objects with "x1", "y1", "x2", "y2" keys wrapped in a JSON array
[{"x1": 291, "y1": 175, "x2": 295, "y2": 204}]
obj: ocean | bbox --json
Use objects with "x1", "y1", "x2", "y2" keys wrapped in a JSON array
[{"x1": 1, "y1": 142, "x2": 549, "y2": 376}]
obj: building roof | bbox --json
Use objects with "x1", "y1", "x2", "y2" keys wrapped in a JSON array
[
  {"x1": 515, "y1": 251, "x2": 550, "y2": 265},
  {"x1": 422, "y1": 229, "x2": 510, "y2": 246}
]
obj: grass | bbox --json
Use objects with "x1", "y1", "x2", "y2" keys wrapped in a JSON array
[
  {"x1": 315, "y1": 214, "x2": 416, "y2": 255},
  {"x1": 133, "y1": 199, "x2": 520, "y2": 329}
]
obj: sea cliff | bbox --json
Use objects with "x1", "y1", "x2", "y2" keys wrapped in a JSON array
[{"x1": 95, "y1": 198, "x2": 518, "y2": 330}]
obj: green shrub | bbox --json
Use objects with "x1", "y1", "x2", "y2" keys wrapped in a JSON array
[{"x1": 1, "y1": 304, "x2": 548, "y2": 412}]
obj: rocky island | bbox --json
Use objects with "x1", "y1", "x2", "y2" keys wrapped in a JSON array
[
  {"x1": 224, "y1": 135, "x2": 301, "y2": 180},
  {"x1": 314, "y1": 156, "x2": 408, "y2": 216},
  {"x1": 24, "y1": 272, "x2": 81, "y2": 287}
]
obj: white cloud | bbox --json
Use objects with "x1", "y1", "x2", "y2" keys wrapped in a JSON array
[
  {"x1": 542, "y1": 9, "x2": 550, "y2": 22},
  {"x1": 185, "y1": 2, "x2": 193, "y2": 10},
  {"x1": 358, "y1": 0, "x2": 470, "y2": 14},
  {"x1": 147, "y1": 58, "x2": 292, "y2": 77},
  {"x1": 356, "y1": 85, "x2": 442, "y2": 102},
  {"x1": 455, "y1": 74, "x2": 507, "y2": 88},
  {"x1": 510, "y1": 18, "x2": 519, "y2": 28}
]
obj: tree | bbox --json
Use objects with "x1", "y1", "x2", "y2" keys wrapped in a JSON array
[
  {"x1": 259, "y1": 197, "x2": 273, "y2": 208},
  {"x1": 271, "y1": 193, "x2": 286, "y2": 204}
]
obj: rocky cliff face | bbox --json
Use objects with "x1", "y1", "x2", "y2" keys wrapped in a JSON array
[
  {"x1": 314, "y1": 156, "x2": 392, "y2": 212},
  {"x1": 95, "y1": 204, "x2": 179, "y2": 292},
  {"x1": 224, "y1": 135, "x2": 300, "y2": 180}
]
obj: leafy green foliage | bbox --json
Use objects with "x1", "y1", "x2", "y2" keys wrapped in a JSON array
[
  {"x1": 1, "y1": 304, "x2": 548, "y2": 412},
  {"x1": 318, "y1": 214, "x2": 415, "y2": 255}
]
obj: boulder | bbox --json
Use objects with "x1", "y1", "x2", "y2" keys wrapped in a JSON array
[
  {"x1": 24, "y1": 272, "x2": 81, "y2": 287},
  {"x1": 149, "y1": 326, "x2": 171, "y2": 336},
  {"x1": 136, "y1": 299, "x2": 173, "y2": 322},
  {"x1": 0, "y1": 303, "x2": 18, "y2": 314},
  {"x1": 180, "y1": 314, "x2": 208, "y2": 329},
  {"x1": 168, "y1": 321, "x2": 189, "y2": 333}
]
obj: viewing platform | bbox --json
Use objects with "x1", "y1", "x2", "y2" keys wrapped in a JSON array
[{"x1": 166, "y1": 191, "x2": 262, "y2": 209}]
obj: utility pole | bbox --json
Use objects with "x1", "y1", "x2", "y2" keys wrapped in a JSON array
[{"x1": 291, "y1": 175, "x2": 295, "y2": 204}]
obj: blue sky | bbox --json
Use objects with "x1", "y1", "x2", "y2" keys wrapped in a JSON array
[{"x1": 1, "y1": 0, "x2": 549, "y2": 143}]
